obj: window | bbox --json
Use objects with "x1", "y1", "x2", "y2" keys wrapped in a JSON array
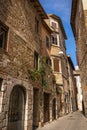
[
  {"x1": 34, "y1": 51, "x2": 38, "y2": 70},
  {"x1": 0, "y1": 78, "x2": 3, "y2": 91},
  {"x1": 51, "y1": 34, "x2": 57, "y2": 45},
  {"x1": 46, "y1": 36, "x2": 49, "y2": 48},
  {"x1": 46, "y1": 57, "x2": 51, "y2": 66},
  {"x1": 51, "y1": 22, "x2": 57, "y2": 29},
  {"x1": 54, "y1": 58, "x2": 60, "y2": 72},
  {"x1": 0, "y1": 22, "x2": 8, "y2": 49},
  {"x1": 35, "y1": 17, "x2": 39, "y2": 33}
]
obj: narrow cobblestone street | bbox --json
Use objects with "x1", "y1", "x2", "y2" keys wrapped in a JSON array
[{"x1": 36, "y1": 111, "x2": 87, "y2": 130}]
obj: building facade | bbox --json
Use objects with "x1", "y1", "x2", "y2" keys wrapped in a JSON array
[
  {"x1": 71, "y1": 0, "x2": 87, "y2": 116},
  {"x1": 45, "y1": 14, "x2": 70, "y2": 115},
  {"x1": 0, "y1": 0, "x2": 78, "y2": 130},
  {"x1": 0, "y1": 0, "x2": 48, "y2": 130},
  {"x1": 67, "y1": 55, "x2": 77, "y2": 112},
  {"x1": 38, "y1": 18, "x2": 58, "y2": 127}
]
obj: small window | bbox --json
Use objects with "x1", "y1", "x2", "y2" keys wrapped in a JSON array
[
  {"x1": 46, "y1": 57, "x2": 51, "y2": 66},
  {"x1": 0, "y1": 22, "x2": 8, "y2": 49},
  {"x1": 54, "y1": 58, "x2": 60, "y2": 72},
  {"x1": 0, "y1": 78, "x2": 3, "y2": 91},
  {"x1": 51, "y1": 22, "x2": 57, "y2": 29},
  {"x1": 46, "y1": 36, "x2": 49, "y2": 48},
  {"x1": 34, "y1": 51, "x2": 38, "y2": 70},
  {"x1": 35, "y1": 17, "x2": 39, "y2": 33},
  {"x1": 51, "y1": 34, "x2": 57, "y2": 45}
]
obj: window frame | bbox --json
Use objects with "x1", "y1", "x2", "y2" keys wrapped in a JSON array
[
  {"x1": 46, "y1": 57, "x2": 51, "y2": 66},
  {"x1": 34, "y1": 51, "x2": 39, "y2": 70},
  {"x1": 0, "y1": 21, "x2": 8, "y2": 50},
  {"x1": 51, "y1": 22, "x2": 57, "y2": 29},
  {"x1": 35, "y1": 17, "x2": 39, "y2": 33},
  {"x1": 51, "y1": 34, "x2": 57, "y2": 45},
  {"x1": 46, "y1": 36, "x2": 50, "y2": 49}
]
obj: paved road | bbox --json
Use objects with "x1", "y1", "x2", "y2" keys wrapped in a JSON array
[{"x1": 36, "y1": 111, "x2": 87, "y2": 130}]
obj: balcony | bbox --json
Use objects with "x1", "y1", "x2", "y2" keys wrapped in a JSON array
[{"x1": 50, "y1": 44, "x2": 61, "y2": 56}]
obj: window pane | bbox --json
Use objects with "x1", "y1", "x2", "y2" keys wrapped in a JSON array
[
  {"x1": 46, "y1": 57, "x2": 51, "y2": 66},
  {"x1": 52, "y1": 22, "x2": 57, "y2": 29},
  {"x1": 51, "y1": 34, "x2": 57, "y2": 45},
  {"x1": 0, "y1": 23, "x2": 8, "y2": 49},
  {"x1": 35, "y1": 17, "x2": 39, "y2": 33},
  {"x1": 46, "y1": 36, "x2": 49, "y2": 48},
  {"x1": 34, "y1": 51, "x2": 38, "y2": 70}
]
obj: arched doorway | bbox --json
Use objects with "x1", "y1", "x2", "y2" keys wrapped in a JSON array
[{"x1": 7, "y1": 86, "x2": 25, "y2": 130}]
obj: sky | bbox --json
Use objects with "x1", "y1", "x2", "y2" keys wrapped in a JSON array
[{"x1": 39, "y1": 0, "x2": 77, "y2": 67}]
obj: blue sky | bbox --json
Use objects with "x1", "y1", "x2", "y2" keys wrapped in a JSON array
[{"x1": 39, "y1": 0, "x2": 77, "y2": 66}]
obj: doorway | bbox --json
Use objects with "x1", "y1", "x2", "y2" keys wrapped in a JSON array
[
  {"x1": 7, "y1": 86, "x2": 25, "y2": 130},
  {"x1": 44, "y1": 93, "x2": 50, "y2": 123},
  {"x1": 52, "y1": 98, "x2": 56, "y2": 120},
  {"x1": 33, "y1": 88, "x2": 39, "y2": 130}
]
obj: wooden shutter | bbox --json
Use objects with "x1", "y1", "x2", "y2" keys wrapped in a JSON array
[
  {"x1": 46, "y1": 36, "x2": 49, "y2": 48},
  {"x1": 54, "y1": 58, "x2": 59, "y2": 72}
]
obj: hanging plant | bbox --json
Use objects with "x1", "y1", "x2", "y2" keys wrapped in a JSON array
[
  {"x1": 28, "y1": 56, "x2": 49, "y2": 88},
  {"x1": 28, "y1": 56, "x2": 56, "y2": 88},
  {"x1": 39, "y1": 56, "x2": 46, "y2": 77},
  {"x1": 42, "y1": 79, "x2": 48, "y2": 88},
  {"x1": 28, "y1": 69, "x2": 41, "y2": 81},
  {"x1": 39, "y1": 63, "x2": 46, "y2": 77}
]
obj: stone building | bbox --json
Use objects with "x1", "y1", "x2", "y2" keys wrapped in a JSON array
[
  {"x1": 38, "y1": 17, "x2": 58, "y2": 126},
  {"x1": 0, "y1": 0, "x2": 49, "y2": 130},
  {"x1": 71, "y1": 0, "x2": 87, "y2": 116},
  {"x1": 40, "y1": 18, "x2": 62, "y2": 123},
  {"x1": 44, "y1": 14, "x2": 70, "y2": 115},
  {"x1": 0, "y1": 0, "x2": 69, "y2": 130},
  {"x1": 67, "y1": 55, "x2": 77, "y2": 112},
  {"x1": 0, "y1": 0, "x2": 78, "y2": 130}
]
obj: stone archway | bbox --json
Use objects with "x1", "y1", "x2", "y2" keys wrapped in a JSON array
[{"x1": 7, "y1": 86, "x2": 25, "y2": 130}]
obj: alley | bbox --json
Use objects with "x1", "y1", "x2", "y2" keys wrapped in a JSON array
[{"x1": 36, "y1": 111, "x2": 87, "y2": 130}]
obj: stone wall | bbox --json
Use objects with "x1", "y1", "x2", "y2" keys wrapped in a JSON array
[
  {"x1": 0, "y1": 0, "x2": 42, "y2": 130},
  {"x1": 73, "y1": 0, "x2": 87, "y2": 116},
  {"x1": 0, "y1": 1, "x2": 61, "y2": 129}
]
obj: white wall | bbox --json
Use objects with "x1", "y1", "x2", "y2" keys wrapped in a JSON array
[
  {"x1": 75, "y1": 66, "x2": 83, "y2": 111},
  {"x1": 82, "y1": 0, "x2": 87, "y2": 10}
]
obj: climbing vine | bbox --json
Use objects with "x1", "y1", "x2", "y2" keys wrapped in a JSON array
[
  {"x1": 28, "y1": 56, "x2": 49, "y2": 88},
  {"x1": 28, "y1": 69, "x2": 41, "y2": 81}
]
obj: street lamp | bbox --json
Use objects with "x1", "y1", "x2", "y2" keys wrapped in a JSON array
[{"x1": 59, "y1": 51, "x2": 64, "y2": 55}]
